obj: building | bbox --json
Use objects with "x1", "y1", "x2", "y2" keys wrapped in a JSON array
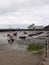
[
  {"x1": 34, "y1": 26, "x2": 43, "y2": 29},
  {"x1": 28, "y1": 24, "x2": 43, "y2": 30}
]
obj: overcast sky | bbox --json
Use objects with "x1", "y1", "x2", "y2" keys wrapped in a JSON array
[{"x1": 0, "y1": 0, "x2": 49, "y2": 26}]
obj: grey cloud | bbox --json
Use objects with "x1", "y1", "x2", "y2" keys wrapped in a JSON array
[
  {"x1": 0, "y1": 0, "x2": 49, "y2": 26},
  {"x1": 0, "y1": 0, "x2": 49, "y2": 14}
]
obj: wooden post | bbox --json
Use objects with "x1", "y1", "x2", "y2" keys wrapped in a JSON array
[
  {"x1": 47, "y1": 32, "x2": 49, "y2": 49},
  {"x1": 45, "y1": 41, "x2": 47, "y2": 58}
]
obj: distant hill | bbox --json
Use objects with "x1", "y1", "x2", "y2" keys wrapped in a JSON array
[{"x1": 0, "y1": 24, "x2": 29, "y2": 29}]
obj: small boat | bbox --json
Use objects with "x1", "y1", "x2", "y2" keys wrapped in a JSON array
[
  {"x1": 7, "y1": 34, "x2": 11, "y2": 36},
  {"x1": 8, "y1": 38, "x2": 14, "y2": 44},
  {"x1": 23, "y1": 32, "x2": 27, "y2": 34},
  {"x1": 28, "y1": 34, "x2": 33, "y2": 36},
  {"x1": 13, "y1": 32, "x2": 17, "y2": 36},
  {"x1": 19, "y1": 36, "x2": 26, "y2": 39}
]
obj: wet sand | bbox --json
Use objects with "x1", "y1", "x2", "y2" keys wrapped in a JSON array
[{"x1": 0, "y1": 45, "x2": 33, "y2": 65}]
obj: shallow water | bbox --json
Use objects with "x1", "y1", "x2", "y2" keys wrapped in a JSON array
[{"x1": 0, "y1": 32, "x2": 45, "y2": 50}]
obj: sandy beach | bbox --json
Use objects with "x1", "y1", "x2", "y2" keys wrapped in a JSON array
[{"x1": 0, "y1": 44, "x2": 33, "y2": 65}]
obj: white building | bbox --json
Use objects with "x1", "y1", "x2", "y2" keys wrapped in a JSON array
[
  {"x1": 28, "y1": 24, "x2": 43, "y2": 29},
  {"x1": 34, "y1": 26, "x2": 43, "y2": 29}
]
